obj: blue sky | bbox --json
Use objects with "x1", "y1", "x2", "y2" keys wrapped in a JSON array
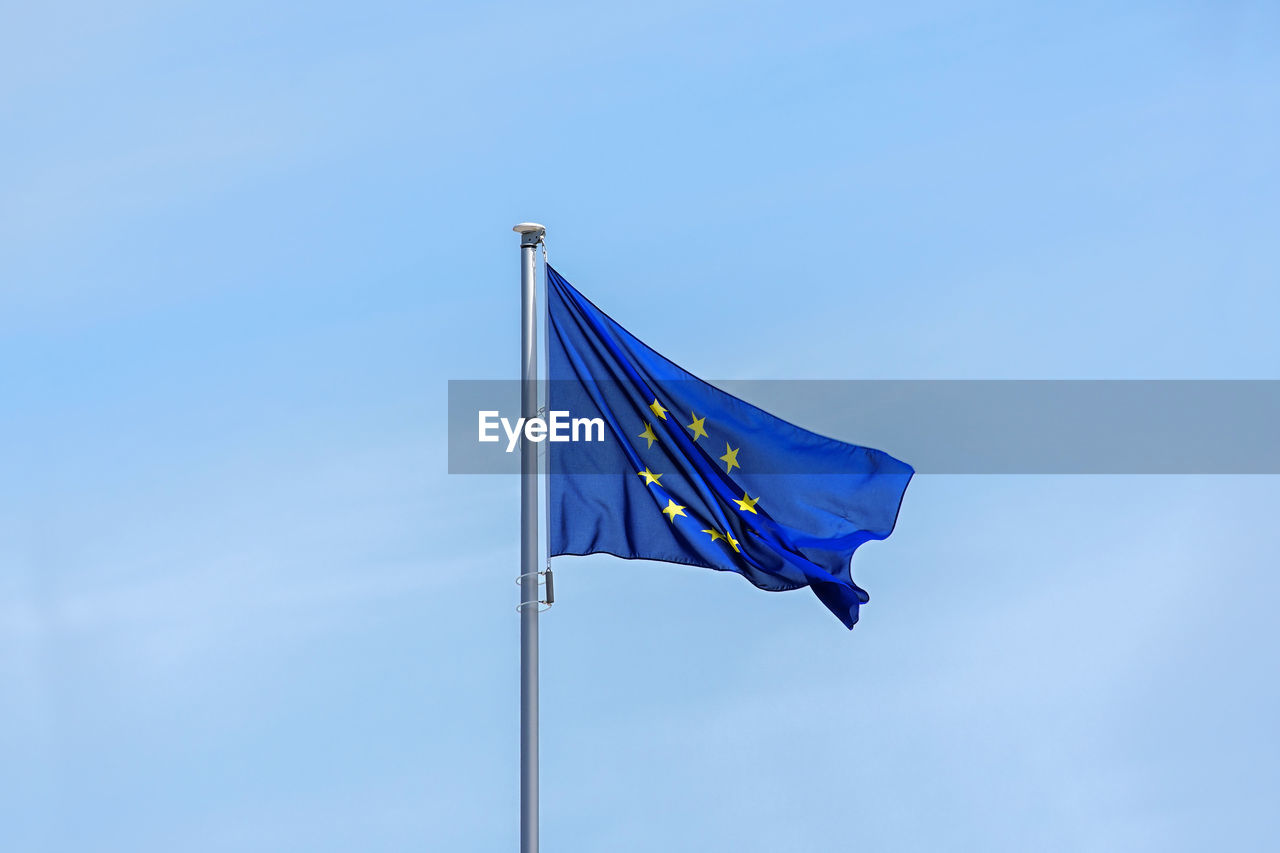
[{"x1": 3, "y1": 1, "x2": 1278, "y2": 850}]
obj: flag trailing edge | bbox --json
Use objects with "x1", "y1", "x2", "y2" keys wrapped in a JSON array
[{"x1": 545, "y1": 264, "x2": 913, "y2": 628}]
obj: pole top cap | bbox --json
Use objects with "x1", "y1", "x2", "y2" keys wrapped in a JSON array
[{"x1": 513, "y1": 222, "x2": 545, "y2": 247}]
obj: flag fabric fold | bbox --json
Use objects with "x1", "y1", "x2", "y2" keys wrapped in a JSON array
[{"x1": 546, "y1": 265, "x2": 912, "y2": 628}]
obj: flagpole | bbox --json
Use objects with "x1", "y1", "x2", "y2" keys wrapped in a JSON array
[{"x1": 514, "y1": 222, "x2": 545, "y2": 853}]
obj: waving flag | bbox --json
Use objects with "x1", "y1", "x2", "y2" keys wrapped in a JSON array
[{"x1": 545, "y1": 265, "x2": 912, "y2": 628}]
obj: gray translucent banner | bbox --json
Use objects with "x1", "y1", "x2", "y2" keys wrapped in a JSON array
[{"x1": 447, "y1": 380, "x2": 1280, "y2": 474}]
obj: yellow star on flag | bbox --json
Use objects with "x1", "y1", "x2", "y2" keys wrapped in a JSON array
[
  {"x1": 638, "y1": 422, "x2": 658, "y2": 448},
  {"x1": 734, "y1": 492, "x2": 760, "y2": 514},
  {"x1": 720, "y1": 443, "x2": 740, "y2": 473},
  {"x1": 649, "y1": 398, "x2": 669, "y2": 420},
  {"x1": 725, "y1": 532, "x2": 740, "y2": 552},
  {"x1": 637, "y1": 468, "x2": 663, "y2": 486},
  {"x1": 700, "y1": 528, "x2": 724, "y2": 543},
  {"x1": 686, "y1": 413, "x2": 708, "y2": 441},
  {"x1": 662, "y1": 499, "x2": 687, "y2": 523}
]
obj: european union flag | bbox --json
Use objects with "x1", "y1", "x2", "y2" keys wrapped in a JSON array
[{"x1": 547, "y1": 266, "x2": 913, "y2": 628}]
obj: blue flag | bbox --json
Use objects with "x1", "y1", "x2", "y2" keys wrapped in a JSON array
[{"x1": 546, "y1": 265, "x2": 913, "y2": 628}]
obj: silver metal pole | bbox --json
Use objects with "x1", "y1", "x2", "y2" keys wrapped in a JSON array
[{"x1": 513, "y1": 222, "x2": 545, "y2": 853}]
